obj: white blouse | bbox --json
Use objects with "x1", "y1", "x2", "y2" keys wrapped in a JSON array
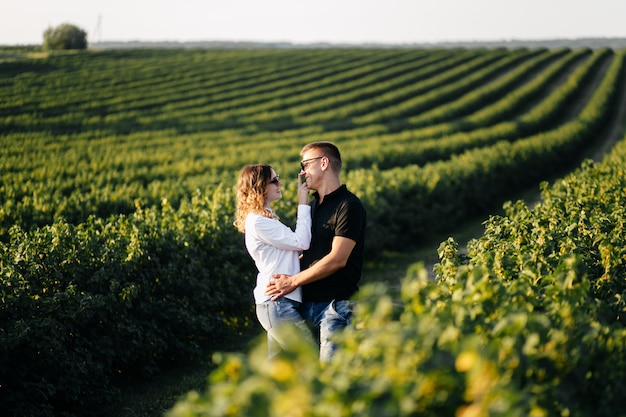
[{"x1": 244, "y1": 205, "x2": 312, "y2": 303}]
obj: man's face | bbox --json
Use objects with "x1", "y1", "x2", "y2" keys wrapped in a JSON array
[{"x1": 300, "y1": 152, "x2": 325, "y2": 190}]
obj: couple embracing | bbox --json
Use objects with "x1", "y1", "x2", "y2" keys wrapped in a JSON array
[{"x1": 234, "y1": 141, "x2": 366, "y2": 362}]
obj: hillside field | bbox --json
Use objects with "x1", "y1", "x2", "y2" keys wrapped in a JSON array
[{"x1": 1, "y1": 46, "x2": 626, "y2": 416}]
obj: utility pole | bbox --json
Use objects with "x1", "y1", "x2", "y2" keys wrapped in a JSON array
[{"x1": 92, "y1": 14, "x2": 103, "y2": 46}]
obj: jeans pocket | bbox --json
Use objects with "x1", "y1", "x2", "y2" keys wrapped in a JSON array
[
  {"x1": 256, "y1": 303, "x2": 272, "y2": 332},
  {"x1": 329, "y1": 300, "x2": 353, "y2": 324}
]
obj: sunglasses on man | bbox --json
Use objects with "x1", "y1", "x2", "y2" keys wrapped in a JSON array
[{"x1": 300, "y1": 156, "x2": 324, "y2": 171}]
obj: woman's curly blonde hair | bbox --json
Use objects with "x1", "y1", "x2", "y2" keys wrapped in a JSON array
[{"x1": 234, "y1": 164, "x2": 278, "y2": 233}]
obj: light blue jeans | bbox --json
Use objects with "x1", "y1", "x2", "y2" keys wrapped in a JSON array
[
  {"x1": 301, "y1": 299, "x2": 353, "y2": 362},
  {"x1": 256, "y1": 298, "x2": 313, "y2": 358}
]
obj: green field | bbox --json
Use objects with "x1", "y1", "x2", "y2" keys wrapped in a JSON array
[
  {"x1": 1, "y1": 46, "x2": 626, "y2": 416},
  {"x1": 1, "y1": 47, "x2": 623, "y2": 238}
]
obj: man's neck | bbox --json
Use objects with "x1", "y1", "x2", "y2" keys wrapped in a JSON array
[{"x1": 317, "y1": 179, "x2": 342, "y2": 204}]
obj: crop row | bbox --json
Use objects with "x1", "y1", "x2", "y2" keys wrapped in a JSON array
[
  {"x1": 0, "y1": 48, "x2": 559, "y2": 135},
  {"x1": 0, "y1": 47, "x2": 620, "y2": 241}
]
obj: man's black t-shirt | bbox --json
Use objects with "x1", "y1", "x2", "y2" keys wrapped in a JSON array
[{"x1": 300, "y1": 185, "x2": 366, "y2": 302}]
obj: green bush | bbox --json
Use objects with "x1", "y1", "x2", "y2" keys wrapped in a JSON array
[
  {"x1": 0, "y1": 190, "x2": 256, "y2": 416},
  {"x1": 43, "y1": 23, "x2": 87, "y2": 51},
  {"x1": 167, "y1": 258, "x2": 626, "y2": 417}
]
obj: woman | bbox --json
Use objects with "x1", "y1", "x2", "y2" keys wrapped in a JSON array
[{"x1": 234, "y1": 164, "x2": 314, "y2": 358}]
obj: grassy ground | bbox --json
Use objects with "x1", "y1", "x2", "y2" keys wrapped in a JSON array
[
  {"x1": 101, "y1": 330, "x2": 261, "y2": 417},
  {"x1": 103, "y1": 362, "x2": 213, "y2": 417}
]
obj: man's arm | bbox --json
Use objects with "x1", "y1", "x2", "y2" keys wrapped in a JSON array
[{"x1": 266, "y1": 236, "x2": 356, "y2": 300}]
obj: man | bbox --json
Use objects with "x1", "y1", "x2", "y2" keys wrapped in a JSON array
[{"x1": 266, "y1": 141, "x2": 366, "y2": 362}]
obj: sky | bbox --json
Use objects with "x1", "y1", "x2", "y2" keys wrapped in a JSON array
[{"x1": 2, "y1": 0, "x2": 626, "y2": 46}]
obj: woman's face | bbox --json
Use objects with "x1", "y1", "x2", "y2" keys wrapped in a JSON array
[{"x1": 265, "y1": 168, "x2": 282, "y2": 205}]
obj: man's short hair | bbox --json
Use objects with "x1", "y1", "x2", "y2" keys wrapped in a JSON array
[{"x1": 301, "y1": 141, "x2": 342, "y2": 172}]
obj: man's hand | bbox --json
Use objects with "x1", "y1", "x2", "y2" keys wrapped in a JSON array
[
  {"x1": 266, "y1": 237, "x2": 357, "y2": 301},
  {"x1": 266, "y1": 274, "x2": 298, "y2": 301}
]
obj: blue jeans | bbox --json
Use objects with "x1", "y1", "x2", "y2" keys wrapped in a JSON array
[
  {"x1": 256, "y1": 298, "x2": 313, "y2": 358},
  {"x1": 301, "y1": 299, "x2": 353, "y2": 362}
]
